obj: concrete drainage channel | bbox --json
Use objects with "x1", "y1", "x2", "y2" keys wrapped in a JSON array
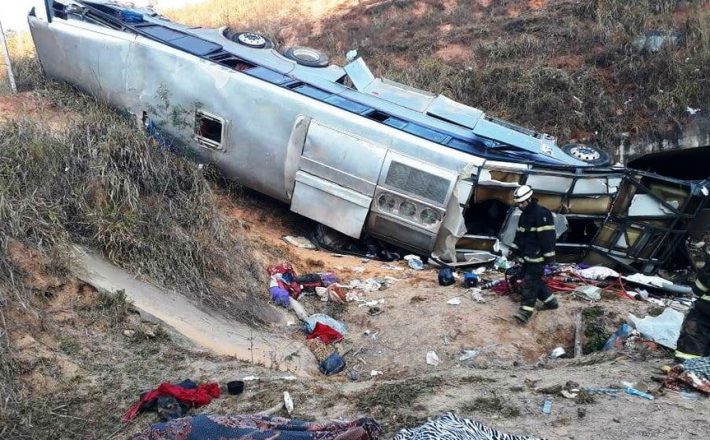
[{"x1": 70, "y1": 246, "x2": 318, "y2": 376}]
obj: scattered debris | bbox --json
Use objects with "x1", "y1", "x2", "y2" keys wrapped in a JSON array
[
  {"x1": 307, "y1": 322, "x2": 344, "y2": 344},
  {"x1": 560, "y1": 389, "x2": 577, "y2": 399},
  {"x1": 462, "y1": 272, "x2": 480, "y2": 288},
  {"x1": 426, "y1": 351, "x2": 441, "y2": 366},
  {"x1": 632, "y1": 30, "x2": 682, "y2": 52},
  {"x1": 481, "y1": 279, "x2": 504, "y2": 290},
  {"x1": 282, "y1": 235, "x2": 316, "y2": 249},
  {"x1": 629, "y1": 307, "x2": 684, "y2": 349},
  {"x1": 574, "y1": 390, "x2": 596, "y2": 404},
  {"x1": 602, "y1": 323, "x2": 630, "y2": 350},
  {"x1": 370, "y1": 370, "x2": 383, "y2": 377},
  {"x1": 289, "y1": 297, "x2": 309, "y2": 321},
  {"x1": 380, "y1": 264, "x2": 405, "y2": 271},
  {"x1": 305, "y1": 313, "x2": 348, "y2": 335},
  {"x1": 314, "y1": 284, "x2": 346, "y2": 303},
  {"x1": 438, "y1": 267, "x2": 456, "y2": 286},
  {"x1": 542, "y1": 399, "x2": 552, "y2": 415},
  {"x1": 469, "y1": 288, "x2": 486, "y2": 303},
  {"x1": 447, "y1": 297, "x2": 462, "y2": 306},
  {"x1": 575, "y1": 266, "x2": 619, "y2": 280},
  {"x1": 349, "y1": 278, "x2": 383, "y2": 292},
  {"x1": 257, "y1": 390, "x2": 295, "y2": 416},
  {"x1": 459, "y1": 350, "x2": 480, "y2": 361},
  {"x1": 319, "y1": 352, "x2": 346, "y2": 376},
  {"x1": 368, "y1": 306, "x2": 383, "y2": 316},
  {"x1": 625, "y1": 386, "x2": 654, "y2": 400},
  {"x1": 583, "y1": 387, "x2": 621, "y2": 396},
  {"x1": 494, "y1": 256, "x2": 512, "y2": 271},
  {"x1": 222, "y1": 380, "x2": 243, "y2": 396},
  {"x1": 122, "y1": 380, "x2": 220, "y2": 422},
  {"x1": 550, "y1": 347, "x2": 566, "y2": 359},
  {"x1": 404, "y1": 254, "x2": 424, "y2": 270},
  {"x1": 574, "y1": 311, "x2": 583, "y2": 358},
  {"x1": 536, "y1": 384, "x2": 563, "y2": 395},
  {"x1": 664, "y1": 356, "x2": 710, "y2": 394},
  {"x1": 574, "y1": 285, "x2": 602, "y2": 302},
  {"x1": 358, "y1": 299, "x2": 385, "y2": 308}
]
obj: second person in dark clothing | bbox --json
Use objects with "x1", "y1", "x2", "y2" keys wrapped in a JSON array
[
  {"x1": 511, "y1": 185, "x2": 559, "y2": 323},
  {"x1": 675, "y1": 244, "x2": 710, "y2": 360}
]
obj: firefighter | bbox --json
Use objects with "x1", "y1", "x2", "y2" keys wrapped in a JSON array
[
  {"x1": 675, "y1": 244, "x2": 710, "y2": 360},
  {"x1": 511, "y1": 185, "x2": 559, "y2": 323}
]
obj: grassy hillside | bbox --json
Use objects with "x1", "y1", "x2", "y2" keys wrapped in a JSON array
[
  {"x1": 167, "y1": 0, "x2": 710, "y2": 155},
  {"x1": 0, "y1": 65, "x2": 266, "y2": 317},
  {"x1": 0, "y1": 62, "x2": 271, "y2": 436}
]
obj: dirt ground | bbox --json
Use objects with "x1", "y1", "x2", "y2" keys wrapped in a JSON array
[
  {"x1": 3, "y1": 95, "x2": 709, "y2": 440},
  {"x1": 6, "y1": 194, "x2": 710, "y2": 439}
]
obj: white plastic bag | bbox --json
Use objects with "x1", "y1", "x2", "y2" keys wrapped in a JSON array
[
  {"x1": 628, "y1": 308, "x2": 684, "y2": 349},
  {"x1": 426, "y1": 351, "x2": 441, "y2": 366}
]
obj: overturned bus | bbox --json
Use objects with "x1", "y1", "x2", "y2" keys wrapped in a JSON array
[{"x1": 28, "y1": 0, "x2": 710, "y2": 273}]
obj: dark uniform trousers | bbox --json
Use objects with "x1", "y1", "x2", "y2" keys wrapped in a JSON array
[
  {"x1": 676, "y1": 275, "x2": 710, "y2": 360},
  {"x1": 521, "y1": 263, "x2": 554, "y2": 312},
  {"x1": 513, "y1": 199, "x2": 557, "y2": 315}
]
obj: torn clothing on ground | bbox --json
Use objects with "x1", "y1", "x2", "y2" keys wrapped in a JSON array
[
  {"x1": 123, "y1": 382, "x2": 220, "y2": 422},
  {"x1": 392, "y1": 412, "x2": 543, "y2": 440},
  {"x1": 131, "y1": 414, "x2": 382, "y2": 440},
  {"x1": 267, "y1": 263, "x2": 303, "y2": 300},
  {"x1": 307, "y1": 321, "x2": 344, "y2": 344}
]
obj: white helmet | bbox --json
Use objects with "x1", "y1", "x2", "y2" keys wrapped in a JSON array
[{"x1": 513, "y1": 185, "x2": 533, "y2": 204}]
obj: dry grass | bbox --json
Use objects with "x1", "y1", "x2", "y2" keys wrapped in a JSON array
[
  {"x1": 164, "y1": 0, "x2": 352, "y2": 44},
  {"x1": 354, "y1": 376, "x2": 444, "y2": 433},
  {"x1": 0, "y1": 286, "x2": 221, "y2": 440},
  {"x1": 0, "y1": 54, "x2": 269, "y2": 438},
  {"x1": 459, "y1": 396, "x2": 521, "y2": 418},
  {"x1": 356, "y1": 376, "x2": 444, "y2": 413},
  {"x1": 0, "y1": 56, "x2": 267, "y2": 321},
  {"x1": 301, "y1": 0, "x2": 709, "y2": 151}
]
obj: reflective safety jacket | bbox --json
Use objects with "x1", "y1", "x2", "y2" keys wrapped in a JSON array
[{"x1": 514, "y1": 199, "x2": 556, "y2": 264}]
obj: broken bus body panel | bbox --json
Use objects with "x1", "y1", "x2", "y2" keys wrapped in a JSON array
[{"x1": 28, "y1": 0, "x2": 710, "y2": 273}]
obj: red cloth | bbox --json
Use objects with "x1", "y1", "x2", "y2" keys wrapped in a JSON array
[
  {"x1": 122, "y1": 382, "x2": 220, "y2": 422},
  {"x1": 267, "y1": 263, "x2": 302, "y2": 299},
  {"x1": 307, "y1": 322, "x2": 344, "y2": 344}
]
